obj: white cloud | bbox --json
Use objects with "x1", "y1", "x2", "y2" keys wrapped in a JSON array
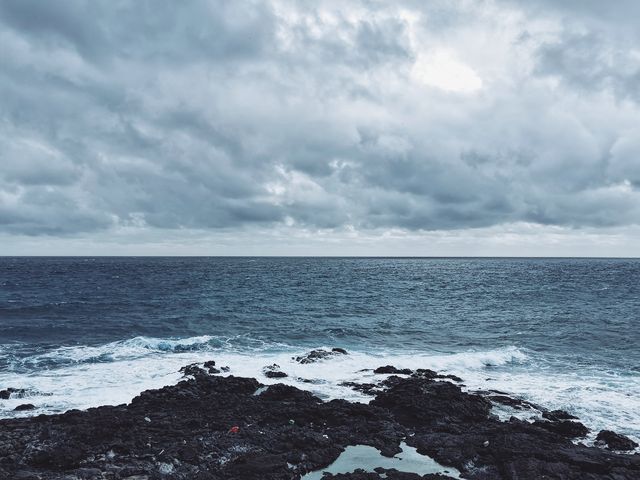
[
  {"x1": 412, "y1": 50, "x2": 483, "y2": 93},
  {"x1": 0, "y1": 0, "x2": 639, "y2": 254}
]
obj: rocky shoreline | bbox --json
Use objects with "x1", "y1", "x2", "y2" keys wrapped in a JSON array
[{"x1": 1, "y1": 351, "x2": 638, "y2": 479}]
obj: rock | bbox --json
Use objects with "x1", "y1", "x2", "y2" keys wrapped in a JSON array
[
  {"x1": 487, "y1": 394, "x2": 542, "y2": 411},
  {"x1": 596, "y1": 430, "x2": 639, "y2": 451},
  {"x1": 543, "y1": 409, "x2": 579, "y2": 421},
  {"x1": 411, "y1": 369, "x2": 439, "y2": 379},
  {"x1": 264, "y1": 370, "x2": 288, "y2": 379},
  {"x1": 412, "y1": 369, "x2": 462, "y2": 382},
  {"x1": 532, "y1": 419, "x2": 590, "y2": 438},
  {"x1": 13, "y1": 404, "x2": 35, "y2": 411},
  {"x1": 372, "y1": 377, "x2": 492, "y2": 427},
  {"x1": 179, "y1": 361, "x2": 220, "y2": 376},
  {"x1": 297, "y1": 377, "x2": 326, "y2": 384},
  {"x1": 0, "y1": 388, "x2": 27, "y2": 399},
  {"x1": 294, "y1": 348, "x2": 348, "y2": 364},
  {"x1": 178, "y1": 363, "x2": 205, "y2": 376},
  {"x1": 339, "y1": 381, "x2": 379, "y2": 395},
  {"x1": 373, "y1": 365, "x2": 413, "y2": 375},
  {"x1": 263, "y1": 364, "x2": 288, "y2": 378},
  {"x1": 0, "y1": 367, "x2": 639, "y2": 480}
]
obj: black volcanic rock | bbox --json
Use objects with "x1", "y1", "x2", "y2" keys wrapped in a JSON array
[
  {"x1": 596, "y1": 430, "x2": 639, "y2": 451},
  {"x1": 339, "y1": 381, "x2": 379, "y2": 396},
  {"x1": 13, "y1": 403, "x2": 35, "y2": 411},
  {"x1": 179, "y1": 361, "x2": 220, "y2": 376},
  {"x1": 372, "y1": 377, "x2": 492, "y2": 427},
  {"x1": 532, "y1": 419, "x2": 590, "y2": 438},
  {"x1": 0, "y1": 387, "x2": 28, "y2": 399},
  {"x1": 203, "y1": 360, "x2": 220, "y2": 374},
  {"x1": 0, "y1": 368, "x2": 639, "y2": 479},
  {"x1": 374, "y1": 366, "x2": 413, "y2": 375},
  {"x1": 412, "y1": 368, "x2": 439, "y2": 378},
  {"x1": 263, "y1": 364, "x2": 288, "y2": 378},
  {"x1": 294, "y1": 348, "x2": 348, "y2": 364},
  {"x1": 487, "y1": 394, "x2": 543, "y2": 411},
  {"x1": 543, "y1": 409, "x2": 579, "y2": 421}
]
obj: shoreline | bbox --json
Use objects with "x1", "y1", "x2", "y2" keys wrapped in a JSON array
[
  {"x1": 2, "y1": 341, "x2": 638, "y2": 446},
  {"x1": 1, "y1": 351, "x2": 638, "y2": 479}
]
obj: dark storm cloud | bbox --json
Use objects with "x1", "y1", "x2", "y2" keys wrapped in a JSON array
[{"x1": 0, "y1": 0, "x2": 639, "y2": 238}]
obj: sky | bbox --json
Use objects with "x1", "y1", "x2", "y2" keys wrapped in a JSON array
[{"x1": 1, "y1": 0, "x2": 640, "y2": 256}]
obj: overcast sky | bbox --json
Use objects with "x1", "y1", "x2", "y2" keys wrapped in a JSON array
[{"x1": 1, "y1": 0, "x2": 640, "y2": 256}]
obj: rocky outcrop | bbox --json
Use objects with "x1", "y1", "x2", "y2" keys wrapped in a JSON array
[
  {"x1": 179, "y1": 360, "x2": 221, "y2": 377},
  {"x1": 373, "y1": 366, "x2": 413, "y2": 375},
  {"x1": 294, "y1": 348, "x2": 348, "y2": 364},
  {"x1": 263, "y1": 364, "x2": 288, "y2": 379},
  {"x1": 0, "y1": 365, "x2": 638, "y2": 479},
  {"x1": 12, "y1": 403, "x2": 35, "y2": 411},
  {"x1": 596, "y1": 430, "x2": 639, "y2": 451},
  {"x1": 0, "y1": 388, "x2": 28, "y2": 399}
]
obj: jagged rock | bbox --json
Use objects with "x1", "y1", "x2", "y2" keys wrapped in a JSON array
[
  {"x1": 374, "y1": 366, "x2": 413, "y2": 375},
  {"x1": 412, "y1": 369, "x2": 438, "y2": 378},
  {"x1": 339, "y1": 381, "x2": 379, "y2": 395},
  {"x1": 487, "y1": 394, "x2": 542, "y2": 411},
  {"x1": 0, "y1": 387, "x2": 27, "y2": 399},
  {"x1": 543, "y1": 409, "x2": 579, "y2": 421},
  {"x1": 179, "y1": 361, "x2": 220, "y2": 377},
  {"x1": 596, "y1": 430, "x2": 639, "y2": 451},
  {"x1": 0, "y1": 367, "x2": 638, "y2": 480},
  {"x1": 532, "y1": 419, "x2": 589, "y2": 438},
  {"x1": 372, "y1": 377, "x2": 492, "y2": 427},
  {"x1": 294, "y1": 348, "x2": 348, "y2": 364},
  {"x1": 263, "y1": 364, "x2": 288, "y2": 378},
  {"x1": 203, "y1": 360, "x2": 219, "y2": 373}
]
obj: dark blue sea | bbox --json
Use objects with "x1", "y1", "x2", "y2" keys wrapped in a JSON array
[{"x1": 1, "y1": 257, "x2": 639, "y2": 443}]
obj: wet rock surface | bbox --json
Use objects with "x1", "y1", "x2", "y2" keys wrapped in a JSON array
[
  {"x1": 0, "y1": 388, "x2": 28, "y2": 399},
  {"x1": 0, "y1": 365, "x2": 638, "y2": 479},
  {"x1": 373, "y1": 366, "x2": 413, "y2": 375},
  {"x1": 596, "y1": 430, "x2": 639, "y2": 451},
  {"x1": 294, "y1": 348, "x2": 349, "y2": 364},
  {"x1": 319, "y1": 468, "x2": 457, "y2": 479},
  {"x1": 264, "y1": 364, "x2": 288, "y2": 379},
  {"x1": 179, "y1": 360, "x2": 222, "y2": 377},
  {"x1": 13, "y1": 404, "x2": 36, "y2": 411}
]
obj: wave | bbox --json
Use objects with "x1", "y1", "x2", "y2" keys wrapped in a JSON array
[{"x1": 2, "y1": 335, "x2": 297, "y2": 372}]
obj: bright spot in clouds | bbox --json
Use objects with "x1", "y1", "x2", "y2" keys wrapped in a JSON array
[{"x1": 412, "y1": 50, "x2": 483, "y2": 93}]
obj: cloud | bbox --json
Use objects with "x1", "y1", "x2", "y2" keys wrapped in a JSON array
[{"x1": 0, "y1": 0, "x2": 639, "y2": 250}]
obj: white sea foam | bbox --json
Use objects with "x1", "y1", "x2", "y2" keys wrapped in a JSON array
[{"x1": 1, "y1": 337, "x2": 638, "y2": 446}]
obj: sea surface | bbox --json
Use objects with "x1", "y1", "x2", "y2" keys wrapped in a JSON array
[{"x1": 1, "y1": 257, "x2": 638, "y2": 444}]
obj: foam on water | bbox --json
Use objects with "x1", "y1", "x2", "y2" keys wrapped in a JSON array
[{"x1": 1, "y1": 336, "x2": 638, "y2": 446}]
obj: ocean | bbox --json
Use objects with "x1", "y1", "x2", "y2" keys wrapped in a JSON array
[{"x1": 1, "y1": 257, "x2": 638, "y2": 444}]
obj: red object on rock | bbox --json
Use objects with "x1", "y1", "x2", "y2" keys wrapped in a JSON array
[{"x1": 229, "y1": 425, "x2": 240, "y2": 433}]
